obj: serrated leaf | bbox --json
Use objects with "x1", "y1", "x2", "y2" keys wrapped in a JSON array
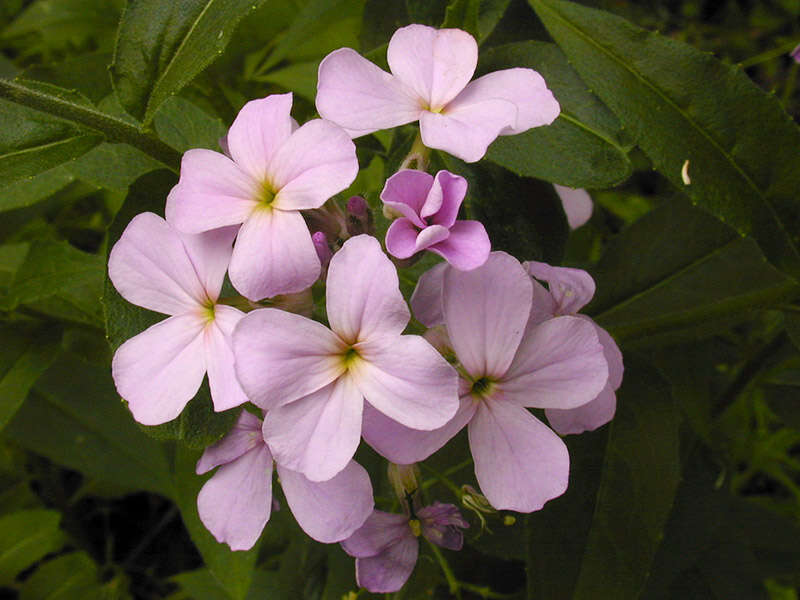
[
  {"x1": 482, "y1": 41, "x2": 632, "y2": 188},
  {"x1": 530, "y1": 0, "x2": 800, "y2": 280},
  {"x1": 0, "y1": 509, "x2": 65, "y2": 586},
  {"x1": 111, "y1": 0, "x2": 268, "y2": 125}
]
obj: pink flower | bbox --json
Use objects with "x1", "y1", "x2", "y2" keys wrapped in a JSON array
[
  {"x1": 165, "y1": 93, "x2": 358, "y2": 301},
  {"x1": 341, "y1": 503, "x2": 468, "y2": 593},
  {"x1": 363, "y1": 253, "x2": 608, "y2": 512},
  {"x1": 196, "y1": 410, "x2": 373, "y2": 550},
  {"x1": 554, "y1": 184, "x2": 593, "y2": 229},
  {"x1": 316, "y1": 24, "x2": 560, "y2": 163},
  {"x1": 232, "y1": 235, "x2": 459, "y2": 482},
  {"x1": 523, "y1": 261, "x2": 624, "y2": 435},
  {"x1": 108, "y1": 213, "x2": 247, "y2": 425},
  {"x1": 382, "y1": 169, "x2": 490, "y2": 270}
]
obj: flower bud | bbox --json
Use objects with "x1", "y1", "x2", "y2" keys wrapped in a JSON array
[
  {"x1": 461, "y1": 484, "x2": 495, "y2": 532},
  {"x1": 346, "y1": 196, "x2": 374, "y2": 237},
  {"x1": 388, "y1": 463, "x2": 420, "y2": 501},
  {"x1": 312, "y1": 231, "x2": 332, "y2": 271}
]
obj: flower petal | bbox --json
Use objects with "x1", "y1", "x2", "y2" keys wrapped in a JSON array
[
  {"x1": 108, "y1": 212, "x2": 208, "y2": 314},
  {"x1": 428, "y1": 170, "x2": 467, "y2": 227},
  {"x1": 387, "y1": 24, "x2": 477, "y2": 110},
  {"x1": 362, "y1": 395, "x2": 477, "y2": 464},
  {"x1": 112, "y1": 314, "x2": 206, "y2": 425},
  {"x1": 233, "y1": 308, "x2": 344, "y2": 409},
  {"x1": 420, "y1": 98, "x2": 517, "y2": 162},
  {"x1": 410, "y1": 262, "x2": 448, "y2": 327},
  {"x1": 269, "y1": 119, "x2": 358, "y2": 211},
  {"x1": 429, "y1": 220, "x2": 490, "y2": 271},
  {"x1": 205, "y1": 305, "x2": 249, "y2": 412},
  {"x1": 279, "y1": 460, "x2": 373, "y2": 542},
  {"x1": 178, "y1": 226, "x2": 238, "y2": 303},
  {"x1": 326, "y1": 235, "x2": 409, "y2": 342},
  {"x1": 523, "y1": 261, "x2": 596, "y2": 315},
  {"x1": 592, "y1": 320, "x2": 624, "y2": 390},
  {"x1": 381, "y1": 169, "x2": 433, "y2": 227},
  {"x1": 384, "y1": 218, "x2": 420, "y2": 259},
  {"x1": 356, "y1": 535, "x2": 418, "y2": 593},
  {"x1": 197, "y1": 445, "x2": 273, "y2": 551},
  {"x1": 341, "y1": 510, "x2": 410, "y2": 558},
  {"x1": 442, "y1": 251, "x2": 532, "y2": 379},
  {"x1": 554, "y1": 185, "x2": 592, "y2": 229},
  {"x1": 350, "y1": 335, "x2": 458, "y2": 430},
  {"x1": 499, "y1": 316, "x2": 607, "y2": 409},
  {"x1": 316, "y1": 48, "x2": 422, "y2": 136},
  {"x1": 469, "y1": 399, "x2": 568, "y2": 512},
  {"x1": 196, "y1": 409, "x2": 263, "y2": 474},
  {"x1": 227, "y1": 93, "x2": 295, "y2": 182},
  {"x1": 165, "y1": 149, "x2": 259, "y2": 233},
  {"x1": 546, "y1": 382, "x2": 616, "y2": 436},
  {"x1": 262, "y1": 375, "x2": 363, "y2": 482},
  {"x1": 228, "y1": 208, "x2": 320, "y2": 300},
  {"x1": 454, "y1": 68, "x2": 560, "y2": 135}
]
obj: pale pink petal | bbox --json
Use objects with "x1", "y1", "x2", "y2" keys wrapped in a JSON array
[
  {"x1": 546, "y1": 382, "x2": 616, "y2": 436},
  {"x1": 442, "y1": 252, "x2": 532, "y2": 378},
  {"x1": 381, "y1": 170, "x2": 433, "y2": 227},
  {"x1": 428, "y1": 170, "x2": 467, "y2": 227},
  {"x1": 269, "y1": 119, "x2": 358, "y2": 211},
  {"x1": 108, "y1": 212, "x2": 208, "y2": 314},
  {"x1": 262, "y1": 376, "x2": 362, "y2": 482},
  {"x1": 316, "y1": 48, "x2": 422, "y2": 136},
  {"x1": 469, "y1": 399, "x2": 568, "y2": 512},
  {"x1": 165, "y1": 149, "x2": 259, "y2": 233},
  {"x1": 228, "y1": 208, "x2": 320, "y2": 300},
  {"x1": 278, "y1": 460, "x2": 373, "y2": 542},
  {"x1": 415, "y1": 225, "x2": 450, "y2": 249},
  {"x1": 524, "y1": 261, "x2": 596, "y2": 314},
  {"x1": 419, "y1": 98, "x2": 517, "y2": 163},
  {"x1": 428, "y1": 220, "x2": 490, "y2": 271},
  {"x1": 355, "y1": 533, "x2": 418, "y2": 593},
  {"x1": 385, "y1": 219, "x2": 422, "y2": 259},
  {"x1": 499, "y1": 316, "x2": 607, "y2": 409},
  {"x1": 593, "y1": 321, "x2": 623, "y2": 390},
  {"x1": 326, "y1": 235, "x2": 409, "y2": 343},
  {"x1": 387, "y1": 24, "x2": 477, "y2": 111},
  {"x1": 226, "y1": 94, "x2": 294, "y2": 182},
  {"x1": 196, "y1": 410, "x2": 263, "y2": 474},
  {"x1": 362, "y1": 395, "x2": 477, "y2": 464},
  {"x1": 455, "y1": 68, "x2": 560, "y2": 135},
  {"x1": 197, "y1": 445, "x2": 273, "y2": 551},
  {"x1": 232, "y1": 308, "x2": 345, "y2": 410},
  {"x1": 554, "y1": 185, "x2": 592, "y2": 229},
  {"x1": 529, "y1": 278, "x2": 558, "y2": 325},
  {"x1": 410, "y1": 262, "x2": 448, "y2": 327},
  {"x1": 179, "y1": 226, "x2": 237, "y2": 304},
  {"x1": 419, "y1": 170, "x2": 444, "y2": 219},
  {"x1": 350, "y1": 335, "x2": 458, "y2": 430},
  {"x1": 341, "y1": 510, "x2": 409, "y2": 558},
  {"x1": 204, "y1": 305, "x2": 249, "y2": 412},
  {"x1": 112, "y1": 314, "x2": 206, "y2": 426}
]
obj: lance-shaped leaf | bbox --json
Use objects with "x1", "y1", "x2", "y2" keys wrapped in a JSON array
[
  {"x1": 111, "y1": 0, "x2": 268, "y2": 125},
  {"x1": 530, "y1": 0, "x2": 800, "y2": 280},
  {"x1": 0, "y1": 510, "x2": 65, "y2": 586},
  {"x1": 483, "y1": 41, "x2": 632, "y2": 188}
]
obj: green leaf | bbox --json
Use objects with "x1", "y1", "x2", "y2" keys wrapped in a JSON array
[
  {"x1": 5, "y1": 354, "x2": 173, "y2": 497},
  {"x1": 0, "y1": 324, "x2": 60, "y2": 431},
  {"x1": 0, "y1": 167, "x2": 75, "y2": 213},
  {"x1": 153, "y1": 96, "x2": 227, "y2": 153},
  {"x1": 174, "y1": 568, "x2": 290, "y2": 600},
  {"x1": 19, "y1": 551, "x2": 103, "y2": 600},
  {"x1": 111, "y1": 0, "x2": 269, "y2": 125},
  {"x1": 442, "y1": 0, "x2": 480, "y2": 39},
  {"x1": 589, "y1": 199, "x2": 798, "y2": 347},
  {"x1": 21, "y1": 52, "x2": 114, "y2": 105},
  {"x1": 0, "y1": 509, "x2": 65, "y2": 586},
  {"x1": 482, "y1": 41, "x2": 632, "y2": 188},
  {"x1": 530, "y1": 0, "x2": 800, "y2": 281},
  {"x1": 253, "y1": 61, "x2": 319, "y2": 103},
  {"x1": 67, "y1": 142, "x2": 161, "y2": 191}
]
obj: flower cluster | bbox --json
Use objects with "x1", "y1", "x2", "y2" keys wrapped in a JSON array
[{"x1": 107, "y1": 23, "x2": 622, "y2": 594}]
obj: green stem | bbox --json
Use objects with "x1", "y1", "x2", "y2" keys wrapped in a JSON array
[
  {"x1": 0, "y1": 78, "x2": 182, "y2": 172},
  {"x1": 458, "y1": 581, "x2": 520, "y2": 599},
  {"x1": 781, "y1": 61, "x2": 799, "y2": 107},
  {"x1": 739, "y1": 38, "x2": 800, "y2": 68},
  {"x1": 421, "y1": 458, "x2": 473, "y2": 492},
  {"x1": 426, "y1": 539, "x2": 462, "y2": 600},
  {"x1": 420, "y1": 463, "x2": 463, "y2": 499}
]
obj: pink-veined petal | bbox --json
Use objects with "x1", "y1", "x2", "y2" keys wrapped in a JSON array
[
  {"x1": 362, "y1": 395, "x2": 477, "y2": 464},
  {"x1": 108, "y1": 212, "x2": 209, "y2": 314},
  {"x1": 165, "y1": 149, "x2": 259, "y2": 233},
  {"x1": 420, "y1": 98, "x2": 517, "y2": 163},
  {"x1": 429, "y1": 220, "x2": 490, "y2": 271},
  {"x1": 197, "y1": 445, "x2": 273, "y2": 551},
  {"x1": 205, "y1": 305, "x2": 249, "y2": 412},
  {"x1": 112, "y1": 314, "x2": 206, "y2": 426},
  {"x1": 524, "y1": 261, "x2": 596, "y2": 315},
  {"x1": 469, "y1": 399, "x2": 568, "y2": 512},
  {"x1": 355, "y1": 534, "x2": 418, "y2": 593},
  {"x1": 233, "y1": 307, "x2": 345, "y2": 409},
  {"x1": 279, "y1": 460, "x2": 373, "y2": 542},
  {"x1": 316, "y1": 48, "x2": 422, "y2": 136},
  {"x1": 546, "y1": 382, "x2": 616, "y2": 436},
  {"x1": 591, "y1": 319, "x2": 624, "y2": 390},
  {"x1": 269, "y1": 119, "x2": 358, "y2": 211},
  {"x1": 428, "y1": 170, "x2": 467, "y2": 227},
  {"x1": 381, "y1": 170, "x2": 433, "y2": 228},
  {"x1": 178, "y1": 226, "x2": 237, "y2": 304},
  {"x1": 326, "y1": 235, "x2": 409, "y2": 343},
  {"x1": 227, "y1": 94, "x2": 295, "y2": 182},
  {"x1": 554, "y1": 184, "x2": 592, "y2": 229},
  {"x1": 387, "y1": 24, "x2": 477, "y2": 111},
  {"x1": 196, "y1": 410, "x2": 263, "y2": 474},
  {"x1": 263, "y1": 375, "x2": 363, "y2": 482},
  {"x1": 410, "y1": 262, "x2": 448, "y2": 327},
  {"x1": 350, "y1": 335, "x2": 458, "y2": 430},
  {"x1": 455, "y1": 68, "x2": 560, "y2": 135},
  {"x1": 529, "y1": 278, "x2": 558, "y2": 325},
  {"x1": 341, "y1": 510, "x2": 410, "y2": 558},
  {"x1": 442, "y1": 251, "x2": 532, "y2": 379},
  {"x1": 500, "y1": 316, "x2": 607, "y2": 409},
  {"x1": 228, "y1": 208, "x2": 320, "y2": 300}
]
